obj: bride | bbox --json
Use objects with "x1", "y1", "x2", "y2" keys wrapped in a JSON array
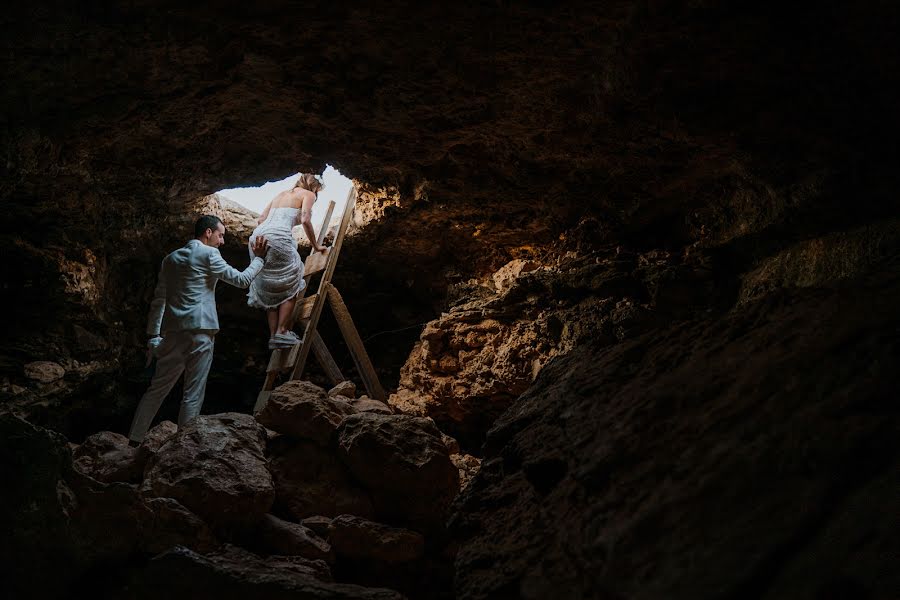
[{"x1": 248, "y1": 173, "x2": 328, "y2": 349}]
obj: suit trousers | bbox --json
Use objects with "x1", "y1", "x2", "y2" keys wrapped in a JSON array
[{"x1": 128, "y1": 330, "x2": 215, "y2": 442}]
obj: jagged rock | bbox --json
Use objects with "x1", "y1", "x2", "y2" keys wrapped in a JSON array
[
  {"x1": 143, "y1": 413, "x2": 274, "y2": 530},
  {"x1": 329, "y1": 515, "x2": 425, "y2": 564},
  {"x1": 351, "y1": 395, "x2": 393, "y2": 415},
  {"x1": 257, "y1": 380, "x2": 356, "y2": 444},
  {"x1": 450, "y1": 453, "x2": 481, "y2": 491},
  {"x1": 336, "y1": 413, "x2": 459, "y2": 531},
  {"x1": 268, "y1": 436, "x2": 374, "y2": 520},
  {"x1": 0, "y1": 415, "x2": 79, "y2": 598},
  {"x1": 328, "y1": 381, "x2": 357, "y2": 399},
  {"x1": 492, "y1": 259, "x2": 540, "y2": 292},
  {"x1": 451, "y1": 283, "x2": 900, "y2": 599},
  {"x1": 142, "y1": 496, "x2": 218, "y2": 555},
  {"x1": 67, "y1": 474, "x2": 151, "y2": 560},
  {"x1": 72, "y1": 430, "x2": 142, "y2": 484},
  {"x1": 440, "y1": 433, "x2": 461, "y2": 455},
  {"x1": 140, "y1": 420, "x2": 178, "y2": 454},
  {"x1": 23, "y1": 360, "x2": 65, "y2": 383},
  {"x1": 242, "y1": 514, "x2": 334, "y2": 563},
  {"x1": 122, "y1": 545, "x2": 406, "y2": 599},
  {"x1": 301, "y1": 515, "x2": 333, "y2": 538}
]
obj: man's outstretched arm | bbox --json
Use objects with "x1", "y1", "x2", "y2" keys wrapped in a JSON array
[{"x1": 208, "y1": 245, "x2": 266, "y2": 289}]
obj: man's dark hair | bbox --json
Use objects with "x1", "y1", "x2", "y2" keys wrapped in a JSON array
[{"x1": 194, "y1": 215, "x2": 223, "y2": 238}]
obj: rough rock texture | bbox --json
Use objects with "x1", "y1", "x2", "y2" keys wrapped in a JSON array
[
  {"x1": 329, "y1": 515, "x2": 425, "y2": 565},
  {"x1": 137, "y1": 420, "x2": 178, "y2": 457},
  {"x1": 257, "y1": 380, "x2": 357, "y2": 445},
  {"x1": 328, "y1": 381, "x2": 357, "y2": 399},
  {"x1": 141, "y1": 496, "x2": 219, "y2": 555},
  {"x1": 268, "y1": 435, "x2": 374, "y2": 521},
  {"x1": 0, "y1": 415, "x2": 79, "y2": 598},
  {"x1": 450, "y1": 279, "x2": 900, "y2": 599},
  {"x1": 241, "y1": 514, "x2": 334, "y2": 563},
  {"x1": 121, "y1": 545, "x2": 409, "y2": 600},
  {"x1": 72, "y1": 430, "x2": 143, "y2": 483},
  {"x1": 389, "y1": 247, "x2": 691, "y2": 450},
  {"x1": 143, "y1": 413, "x2": 274, "y2": 530},
  {"x1": 450, "y1": 454, "x2": 481, "y2": 492},
  {"x1": 336, "y1": 413, "x2": 459, "y2": 531},
  {"x1": 0, "y1": 415, "x2": 217, "y2": 598},
  {"x1": 351, "y1": 395, "x2": 394, "y2": 415}
]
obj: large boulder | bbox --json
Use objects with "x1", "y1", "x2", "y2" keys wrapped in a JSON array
[
  {"x1": 257, "y1": 381, "x2": 356, "y2": 444},
  {"x1": 120, "y1": 545, "x2": 405, "y2": 600},
  {"x1": 72, "y1": 430, "x2": 143, "y2": 484},
  {"x1": 0, "y1": 415, "x2": 79, "y2": 598},
  {"x1": 142, "y1": 413, "x2": 274, "y2": 530},
  {"x1": 268, "y1": 436, "x2": 374, "y2": 520},
  {"x1": 336, "y1": 413, "x2": 459, "y2": 531}
]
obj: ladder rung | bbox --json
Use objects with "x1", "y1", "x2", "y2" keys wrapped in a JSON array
[
  {"x1": 304, "y1": 250, "x2": 329, "y2": 277},
  {"x1": 266, "y1": 341, "x2": 302, "y2": 373},
  {"x1": 296, "y1": 294, "x2": 318, "y2": 321}
]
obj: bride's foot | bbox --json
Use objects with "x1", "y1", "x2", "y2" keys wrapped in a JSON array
[{"x1": 270, "y1": 331, "x2": 301, "y2": 349}]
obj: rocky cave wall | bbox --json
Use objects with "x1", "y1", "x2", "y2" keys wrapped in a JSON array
[{"x1": 2, "y1": 1, "x2": 899, "y2": 598}]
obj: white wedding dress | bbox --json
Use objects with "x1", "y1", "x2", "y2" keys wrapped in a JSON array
[{"x1": 247, "y1": 206, "x2": 306, "y2": 309}]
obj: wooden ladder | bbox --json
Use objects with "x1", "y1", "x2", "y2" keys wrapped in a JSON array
[{"x1": 253, "y1": 186, "x2": 386, "y2": 414}]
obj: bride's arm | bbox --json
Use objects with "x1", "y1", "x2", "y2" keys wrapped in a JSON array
[{"x1": 299, "y1": 191, "x2": 327, "y2": 253}]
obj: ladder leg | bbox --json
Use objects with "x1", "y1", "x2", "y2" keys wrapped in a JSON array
[
  {"x1": 311, "y1": 331, "x2": 345, "y2": 385},
  {"x1": 325, "y1": 283, "x2": 386, "y2": 401}
]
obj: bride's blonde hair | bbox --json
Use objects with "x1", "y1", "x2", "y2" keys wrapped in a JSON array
[{"x1": 294, "y1": 173, "x2": 324, "y2": 194}]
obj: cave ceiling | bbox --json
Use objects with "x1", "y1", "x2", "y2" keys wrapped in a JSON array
[{"x1": 4, "y1": 1, "x2": 897, "y2": 248}]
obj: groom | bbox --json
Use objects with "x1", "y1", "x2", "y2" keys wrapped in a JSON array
[{"x1": 128, "y1": 215, "x2": 269, "y2": 444}]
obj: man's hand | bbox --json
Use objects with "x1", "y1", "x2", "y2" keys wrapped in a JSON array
[
  {"x1": 146, "y1": 336, "x2": 163, "y2": 367},
  {"x1": 252, "y1": 236, "x2": 269, "y2": 258}
]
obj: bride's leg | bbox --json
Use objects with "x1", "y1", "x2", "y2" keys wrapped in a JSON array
[
  {"x1": 276, "y1": 298, "x2": 298, "y2": 335},
  {"x1": 267, "y1": 309, "x2": 278, "y2": 338}
]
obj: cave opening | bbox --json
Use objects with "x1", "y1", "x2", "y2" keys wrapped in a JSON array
[{"x1": 217, "y1": 165, "x2": 354, "y2": 237}]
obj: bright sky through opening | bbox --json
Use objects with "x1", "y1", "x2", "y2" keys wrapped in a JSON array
[{"x1": 218, "y1": 165, "x2": 353, "y2": 238}]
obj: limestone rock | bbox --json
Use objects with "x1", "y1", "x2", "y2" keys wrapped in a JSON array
[
  {"x1": 23, "y1": 360, "x2": 65, "y2": 383},
  {"x1": 142, "y1": 497, "x2": 218, "y2": 555},
  {"x1": 143, "y1": 413, "x2": 274, "y2": 530},
  {"x1": 492, "y1": 259, "x2": 539, "y2": 292},
  {"x1": 140, "y1": 420, "x2": 178, "y2": 454},
  {"x1": 123, "y1": 545, "x2": 407, "y2": 599},
  {"x1": 329, "y1": 515, "x2": 425, "y2": 564},
  {"x1": 268, "y1": 436, "x2": 374, "y2": 520},
  {"x1": 451, "y1": 283, "x2": 900, "y2": 599},
  {"x1": 328, "y1": 380, "x2": 357, "y2": 399},
  {"x1": 440, "y1": 433, "x2": 461, "y2": 455},
  {"x1": 336, "y1": 413, "x2": 459, "y2": 531},
  {"x1": 301, "y1": 515, "x2": 334, "y2": 538},
  {"x1": 0, "y1": 415, "x2": 79, "y2": 598},
  {"x1": 72, "y1": 430, "x2": 143, "y2": 484},
  {"x1": 257, "y1": 380, "x2": 356, "y2": 444},
  {"x1": 134, "y1": 420, "x2": 179, "y2": 474},
  {"x1": 242, "y1": 514, "x2": 334, "y2": 563},
  {"x1": 450, "y1": 453, "x2": 481, "y2": 491},
  {"x1": 351, "y1": 395, "x2": 393, "y2": 415}
]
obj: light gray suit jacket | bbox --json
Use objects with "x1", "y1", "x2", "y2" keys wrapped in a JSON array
[{"x1": 147, "y1": 239, "x2": 264, "y2": 336}]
